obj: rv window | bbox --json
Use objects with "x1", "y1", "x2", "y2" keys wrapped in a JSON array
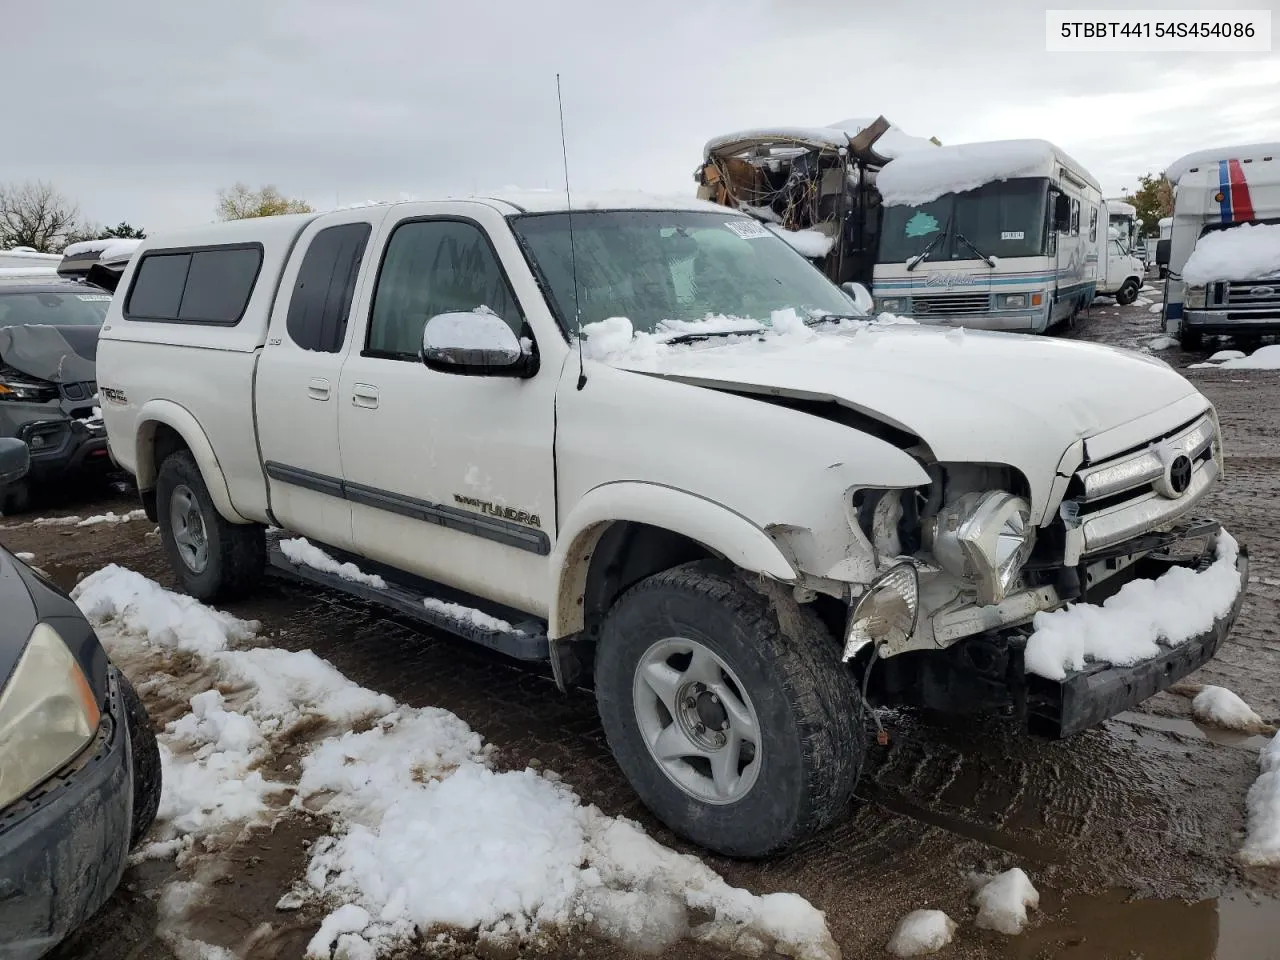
[
  {"x1": 1089, "y1": 207, "x2": 1098, "y2": 242},
  {"x1": 1069, "y1": 199, "x2": 1080, "y2": 237},
  {"x1": 287, "y1": 222, "x2": 372, "y2": 353}
]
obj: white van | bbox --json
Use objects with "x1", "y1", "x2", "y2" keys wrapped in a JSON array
[
  {"x1": 871, "y1": 140, "x2": 1103, "y2": 333},
  {"x1": 1096, "y1": 221, "x2": 1147, "y2": 305},
  {"x1": 1158, "y1": 143, "x2": 1280, "y2": 347}
]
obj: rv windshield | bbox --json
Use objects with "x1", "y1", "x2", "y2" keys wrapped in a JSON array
[
  {"x1": 877, "y1": 178, "x2": 1050, "y2": 263},
  {"x1": 510, "y1": 210, "x2": 855, "y2": 335}
]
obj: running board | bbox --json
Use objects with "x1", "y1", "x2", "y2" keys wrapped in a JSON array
[{"x1": 266, "y1": 542, "x2": 551, "y2": 662}]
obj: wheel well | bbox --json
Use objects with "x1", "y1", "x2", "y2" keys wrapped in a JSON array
[{"x1": 138, "y1": 422, "x2": 190, "y2": 522}]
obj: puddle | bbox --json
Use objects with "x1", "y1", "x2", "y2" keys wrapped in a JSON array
[
  {"x1": 34, "y1": 560, "x2": 82, "y2": 594},
  {"x1": 1112, "y1": 710, "x2": 1274, "y2": 753},
  {"x1": 1011, "y1": 888, "x2": 1280, "y2": 959}
]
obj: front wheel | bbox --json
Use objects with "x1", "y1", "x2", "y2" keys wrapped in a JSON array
[
  {"x1": 595, "y1": 561, "x2": 866, "y2": 857},
  {"x1": 1116, "y1": 278, "x2": 1140, "y2": 306},
  {"x1": 1179, "y1": 325, "x2": 1204, "y2": 351}
]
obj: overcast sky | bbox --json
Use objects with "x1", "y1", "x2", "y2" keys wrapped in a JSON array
[{"x1": 6, "y1": 0, "x2": 1277, "y2": 233}]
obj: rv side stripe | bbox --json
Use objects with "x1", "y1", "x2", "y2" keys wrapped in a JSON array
[
  {"x1": 1218, "y1": 160, "x2": 1234, "y2": 223},
  {"x1": 1227, "y1": 158, "x2": 1255, "y2": 222}
]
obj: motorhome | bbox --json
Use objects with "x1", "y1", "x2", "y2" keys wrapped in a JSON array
[
  {"x1": 1158, "y1": 143, "x2": 1280, "y2": 347},
  {"x1": 1153, "y1": 216, "x2": 1173, "y2": 272},
  {"x1": 870, "y1": 139, "x2": 1103, "y2": 333},
  {"x1": 695, "y1": 116, "x2": 937, "y2": 286}
]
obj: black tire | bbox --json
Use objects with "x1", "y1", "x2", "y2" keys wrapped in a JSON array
[
  {"x1": 1179, "y1": 326, "x2": 1203, "y2": 350},
  {"x1": 156, "y1": 450, "x2": 264, "y2": 601},
  {"x1": 1115, "y1": 278, "x2": 1140, "y2": 306},
  {"x1": 0, "y1": 479, "x2": 31, "y2": 516},
  {"x1": 595, "y1": 561, "x2": 866, "y2": 858},
  {"x1": 119, "y1": 672, "x2": 161, "y2": 848}
]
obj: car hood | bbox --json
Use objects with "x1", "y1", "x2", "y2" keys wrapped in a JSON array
[
  {"x1": 0, "y1": 324, "x2": 98, "y2": 383},
  {"x1": 609, "y1": 324, "x2": 1206, "y2": 516}
]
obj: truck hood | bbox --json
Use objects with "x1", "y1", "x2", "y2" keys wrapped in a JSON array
[
  {"x1": 0, "y1": 324, "x2": 98, "y2": 383},
  {"x1": 611, "y1": 324, "x2": 1205, "y2": 516}
]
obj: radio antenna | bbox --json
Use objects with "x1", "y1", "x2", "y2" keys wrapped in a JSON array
[{"x1": 556, "y1": 73, "x2": 587, "y2": 390}]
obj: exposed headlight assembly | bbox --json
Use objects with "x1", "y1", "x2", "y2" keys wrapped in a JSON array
[
  {"x1": 0, "y1": 623, "x2": 101, "y2": 809},
  {"x1": 1184, "y1": 284, "x2": 1208, "y2": 308},
  {"x1": 843, "y1": 561, "x2": 919, "y2": 661},
  {"x1": 927, "y1": 491, "x2": 1035, "y2": 606}
]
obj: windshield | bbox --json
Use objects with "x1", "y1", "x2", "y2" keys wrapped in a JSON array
[
  {"x1": 877, "y1": 178, "x2": 1051, "y2": 263},
  {"x1": 510, "y1": 210, "x2": 855, "y2": 335},
  {"x1": 0, "y1": 289, "x2": 110, "y2": 329}
]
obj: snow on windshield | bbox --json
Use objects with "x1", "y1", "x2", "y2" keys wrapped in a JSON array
[
  {"x1": 877, "y1": 140, "x2": 1059, "y2": 207},
  {"x1": 1182, "y1": 222, "x2": 1280, "y2": 285},
  {"x1": 765, "y1": 224, "x2": 835, "y2": 258}
]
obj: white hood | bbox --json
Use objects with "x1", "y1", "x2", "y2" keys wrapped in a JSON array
[{"x1": 609, "y1": 324, "x2": 1206, "y2": 517}]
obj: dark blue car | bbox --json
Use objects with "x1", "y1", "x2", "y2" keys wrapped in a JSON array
[{"x1": 0, "y1": 437, "x2": 160, "y2": 959}]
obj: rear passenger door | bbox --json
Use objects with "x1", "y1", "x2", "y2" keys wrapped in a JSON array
[{"x1": 257, "y1": 208, "x2": 390, "y2": 549}]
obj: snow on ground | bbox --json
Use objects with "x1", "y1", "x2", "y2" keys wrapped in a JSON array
[
  {"x1": 886, "y1": 909, "x2": 956, "y2": 956},
  {"x1": 1146, "y1": 335, "x2": 1178, "y2": 350},
  {"x1": 1240, "y1": 733, "x2": 1280, "y2": 867},
  {"x1": 1182, "y1": 223, "x2": 1280, "y2": 286},
  {"x1": 72, "y1": 565, "x2": 837, "y2": 960},
  {"x1": 1190, "y1": 345, "x2": 1280, "y2": 371},
  {"x1": 1149, "y1": 303, "x2": 1164, "y2": 314},
  {"x1": 1134, "y1": 296, "x2": 1153, "y2": 307},
  {"x1": 15, "y1": 551, "x2": 34, "y2": 562},
  {"x1": 765, "y1": 223, "x2": 835, "y2": 259},
  {"x1": 1025, "y1": 532, "x2": 1242, "y2": 681},
  {"x1": 1191, "y1": 685, "x2": 1269, "y2": 733},
  {"x1": 876, "y1": 139, "x2": 1060, "y2": 207},
  {"x1": 279, "y1": 537, "x2": 387, "y2": 589},
  {"x1": 971, "y1": 869, "x2": 1039, "y2": 935},
  {"x1": 29, "y1": 510, "x2": 147, "y2": 528},
  {"x1": 1092, "y1": 296, "x2": 1116, "y2": 306}
]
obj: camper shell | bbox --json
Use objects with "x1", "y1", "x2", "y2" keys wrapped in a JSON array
[{"x1": 870, "y1": 139, "x2": 1103, "y2": 333}]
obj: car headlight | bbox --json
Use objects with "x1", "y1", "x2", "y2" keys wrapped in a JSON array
[
  {"x1": 1185, "y1": 284, "x2": 1208, "y2": 308},
  {"x1": 0, "y1": 372, "x2": 59, "y2": 403},
  {"x1": 0, "y1": 623, "x2": 101, "y2": 809},
  {"x1": 927, "y1": 491, "x2": 1035, "y2": 606},
  {"x1": 995, "y1": 292, "x2": 1026, "y2": 310},
  {"x1": 843, "y1": 561, "x2": 919, "y2": 661},
  {"x1": 876, "y1": 298, "x2": 905, "y2": 313}
]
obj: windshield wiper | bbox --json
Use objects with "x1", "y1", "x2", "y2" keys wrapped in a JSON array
[
  {"x1": 906, "y1": 231, "x2": 946, "y2": 271},
  {"x1": 661, "y1": 328, "x2": 764, "y2": 345},
  {"x1": 954, "y1": 232, "x2": 996, "y2": 267},
  {"x1": 804, "y1": 313, "x2": 867, "y2": 327}
]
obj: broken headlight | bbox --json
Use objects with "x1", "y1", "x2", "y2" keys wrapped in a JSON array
[
  {"x1": 0, "y1": 370, "x2": 59, "y2": 403},
  {"x1": 843, "y1": 561, "x2": 919, "y2": 661},
  {"x1": 926, "y1": 491, "x2": 1035, "y2": 606}
]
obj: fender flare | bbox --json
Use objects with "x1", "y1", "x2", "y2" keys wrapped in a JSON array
[
  {"x1": 134, "y1": 400, "x2": 250, "y2": 524},
  {"x1": 548, "y1": 481, "x2": 797, "y2": 640}
]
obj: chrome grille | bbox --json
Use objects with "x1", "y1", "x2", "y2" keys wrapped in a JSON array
[
  {"x1": 911, "y1": 293, "x2": 990, "y2": 316},
  {"x1": 1224, "y1": 281, "x2": 1280, "y2": 304}
]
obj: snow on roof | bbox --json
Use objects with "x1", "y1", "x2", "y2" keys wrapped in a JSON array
[
  {"x1": 62, "y1": 237, "x2": 143, "y2": 260},
  {"x1": 876, "y1": 139, "x2": 1100, "y2": 207},
  {"x1": 1182, "y1": 222, "x2": 1280, "y2": 285},
  {"x1": 703, "y1": 118, "x2": 936, "y2": 161},
  {"x1": 1107, "y1": 199, "x2": 1137, "y2": 217},
  {"x1": 481, "y1": 190, "x2": 732, "y2": 215},
  {"x1": 0, "y1": 248, "x2": 62, "y2": 266},
  {"x1": 1166, "y1": 142, "x2": 1280, "y2": 184}
]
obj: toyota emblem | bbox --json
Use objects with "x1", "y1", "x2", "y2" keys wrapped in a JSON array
[{"x1": 1168, "y1": 455, "x2": 1193, "y2": 496}]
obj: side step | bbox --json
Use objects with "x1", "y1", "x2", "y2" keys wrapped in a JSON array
[{"x1": 266, "y1": 541, "x2": 551, "y2": 662}]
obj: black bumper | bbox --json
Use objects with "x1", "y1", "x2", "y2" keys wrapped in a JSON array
[
  {"x1": 17, "y1": 419, "x2": 111, "y2": 482},
  {"x1": 0, "y1": 671, "x2": 133, "y2": 960},
  {"x1": 1027, "y1": 547, "x2": 1250, "y2": 739}
]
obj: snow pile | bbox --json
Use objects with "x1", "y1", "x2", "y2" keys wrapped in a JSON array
[
  {"x1": 1189, "y1": 345, "x2": 1280, "y2": 370},
  {"x1": 279, "y1": 537, "x2": 387, "y2": 589},
  {"x1": 15, "y1": 551, "x2": 34, "y2": 562},
  {"x1": 1240, "y1": 732, "x2": 1280, "y2": 867},
  {"x1": 886, "y1": 909, "x2": 956, "y2": 956},
  {"x1": 1025, "y1": 532, "x2": 1242, "y2": 681},
  {"x1": 1146, "y1": 335, "x2": 1179, "y2": 350},
  {"x1": 32, "y1": 515, "x2": 84, "y2": 527},
  {"x1": 1182, "y1": 223, "x2": 1280, "y2": 286},
  {"x1": 77, "y1": 509, "x2": 148, "y2": 527},
  {"x1": 421, "y1": 597, "x2": 514, "y2": 633},
  {"x1": 972, "y1": 869, "x2": 1038, "y2": 935},
  {"x1": 1149, "y1": 303, "x2": 1165, "y2": 314},
  {"x1": 765, "y1": 223, "x2": 835, "y2": 259},
  {"x1": 1191, "y1": 685, "x2": 1267, "y2": 732},
  {"x1": 877, "y1": 140, "x2": 1064, "y2": 207}
]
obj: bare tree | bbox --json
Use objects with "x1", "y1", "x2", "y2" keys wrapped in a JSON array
[
  {"x1": 0, "y1": 180, "x2": 84, "y2": 252},
  {"x1": 216, "y1": 183, "x2": 313, "y2": 220}
]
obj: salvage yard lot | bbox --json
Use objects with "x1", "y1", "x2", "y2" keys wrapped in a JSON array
[{"x1": 5, "y1": 298, "x2": 1280, "y2": 960}]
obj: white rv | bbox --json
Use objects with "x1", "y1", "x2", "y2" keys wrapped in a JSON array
[
  {"x1": 1158, "y1": 143, "x2": 1280, "y2": 347},
  {"x1": 871, "y1": 140, "x2": 1103, "y2": 333}
]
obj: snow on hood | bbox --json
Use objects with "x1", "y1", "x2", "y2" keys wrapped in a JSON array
[
  {"x1": 584, "y1": 316, "x2": 1202, "y2": 517},
  {"x1": 0, "y1": 324, "x2": 98, "y2": 382},
  {"x1": 1182, "y1": 222, "x2": 1280, "y2": 286},
  {"x1": 877, "y1": 139, "x2": 1082, "y2": 207}
]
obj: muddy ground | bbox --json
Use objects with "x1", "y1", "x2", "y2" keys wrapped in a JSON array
[{"x1": 5, "y1": 289, "x2": 1280, "y2": 960}]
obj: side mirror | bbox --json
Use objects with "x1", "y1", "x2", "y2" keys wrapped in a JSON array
[
  {"x1": 0, "y1": 438, "x2": 30, "y2": 486},
  {"x1": 421, "y1": 311, "x2": 532, "y2": 377},
  {"x1": 1053, "y1": 194, "x2": 1072, "y2": 232},
  {"x1": 1155, "y1": 239, "x2": 1171, "y2": 267},
  {"x1": 841, "y1": 281, "x2": 875, "y2": 314}
]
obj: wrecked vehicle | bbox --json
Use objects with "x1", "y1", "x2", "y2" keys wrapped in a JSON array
[
  {"x1": 696, "y1": 116, "x2": 938, "y2": 287},
  {"x1": 0, "y1": 274, "x2": 112, "y2": 513},
  {"x1": 95, "y1": 194, "x2": 1245, "y2": 858},
  {"x1": 0, "y1": 436, "x2": 162, "y2": 960}
]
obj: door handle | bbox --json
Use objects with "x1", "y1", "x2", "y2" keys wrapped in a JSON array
[
  {"x1": 307, "y1": 378, "x2": 330, "y2": 401},
  {"x1": 352, "y1": 383, "x2": 380, "y2": 409}
]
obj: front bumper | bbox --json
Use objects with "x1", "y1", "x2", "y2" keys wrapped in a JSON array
[
  {"x1": 1184, "y1": 307, "x2": 1280, "y2": 335},
  {"x1": 913, "y1": 311, "x2": 1043, "y2": 333},
  {"x1": 1026, "y1": 545, "x2": 1249, "y2": 738},
  {"x1": 13, "y1": 418, "x2": 110, "y2": 482},
  {"x1": 0, "y1": 670, "x2": 132, "y2": 960}
]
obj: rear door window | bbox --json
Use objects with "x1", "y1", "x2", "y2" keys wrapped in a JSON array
[
  {"x1": 126, "y1": 245, "x2": 263, "y2": 324},
  {"x1": 127, "y1": 254, "x2": 189, "y2": 319},
  {"x1": 286, "y1": 223, "x2": 372, "y2": 352}
]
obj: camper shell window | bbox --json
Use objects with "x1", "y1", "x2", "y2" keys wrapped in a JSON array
[
  {"x1": 125, "y1": 244, "x2": 263, "y2": 325},
  {"x1": 877, "y1": 177, "x2": 1051, "y2": 263}
]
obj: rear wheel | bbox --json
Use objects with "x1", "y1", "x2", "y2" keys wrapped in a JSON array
[
  {"x1": 156, "y1": 451, "x2": 264, "y2": 601},
  {"x1": 595, "y1": 561, "x2": 866, "y2": 857},
  {"x1": 119, "y1": 673, "x2": 161, "y2": 848},
  {"x1": 1116, "y1": 278, "x2": 1140, "y2": 306}
]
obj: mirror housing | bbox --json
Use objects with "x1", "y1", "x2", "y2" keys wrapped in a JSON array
[
  {"x1": 0, "y1": 438, "x2": 30, "y2": 486},
  {"x1": 1155, "y1": 238, "x2": 1171, "y2": 268},
  {"x1": 421, "y1": 311, "x2": 535, "y2": 377},
  {"x1": 841, "y1": 281, "x2": 875, "y2": 315},
  {"x1": 1053, "y1": 194, "x2": 1072, "y2": 232}
]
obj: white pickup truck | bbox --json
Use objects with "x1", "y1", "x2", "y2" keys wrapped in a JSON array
[{"x1": 96, "y1": 193, "x2": 1246, "y2": 857}]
